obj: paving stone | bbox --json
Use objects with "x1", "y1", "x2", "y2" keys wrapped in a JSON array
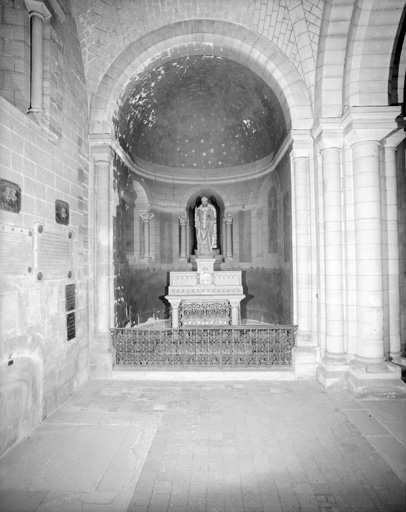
[{"x1": 0, "y1": 380, "x2": 405, "y2": 512}]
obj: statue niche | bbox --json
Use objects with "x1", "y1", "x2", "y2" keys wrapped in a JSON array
[
  {"x1": 195, "y1": 196, "x2": 217, "y2": 256},
  {"x1": 192, "y1": 196, "x2": 220, "y2": 258}
]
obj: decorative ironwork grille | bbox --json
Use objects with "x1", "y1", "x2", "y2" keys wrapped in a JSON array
[{"x1": 110, "y1": 326, "x2": 296, "y2": 368}]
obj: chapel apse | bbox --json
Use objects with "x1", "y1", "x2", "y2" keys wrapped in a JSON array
[
  {"x1": 113, "y1": 55, "x2": 287, "y2": 170},
  {"x1": 112, "y1": 53, "x2": 292, "y2": 327}
]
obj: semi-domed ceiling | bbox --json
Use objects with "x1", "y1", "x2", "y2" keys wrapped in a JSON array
[{"x1": 114, "y1": 55, "x2": 287, "y2": 170}]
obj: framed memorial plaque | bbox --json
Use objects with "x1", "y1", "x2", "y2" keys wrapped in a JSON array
[
  {"x1": 67, "y1": 312, "x2": 76, "y2": 340},
  {"x1": 65, "y1": 283, "x2": 75, "y2": 311},
  {"x1": 0, "y1": 179, "x2": 21, "y2": 213},
  {"x1": 34, "y1": 223, "x2": 72, "y2": 280},
  {"x1": 55, "y1": 200, "x2": 69, "y2": 225},
  {"x1": 0, "y1": 224, "x2": 33, "y2": 276}
]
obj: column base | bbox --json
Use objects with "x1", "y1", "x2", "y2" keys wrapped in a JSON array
[
  {"x1": 90, "y1": 333, "x2": 113, "y2": 379},
  {"x1": 293, "y1": 346, "x2": 320, "y2": 379},
  {"x1": 346, "y1": 361, "x2": 406, "y2": 398},
  {"x1": 316, "y1": 361, "x2": 348, "y2": 389},
  {"x1": 389, "y1": 354, "x2": 406, "y2": 365}
]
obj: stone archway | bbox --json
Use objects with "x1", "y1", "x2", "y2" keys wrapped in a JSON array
[{"x1": 88, "y1": 20, "x2": 315, "y2": 377}]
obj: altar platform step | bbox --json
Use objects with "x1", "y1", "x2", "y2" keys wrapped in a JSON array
[{"x1": 112, "y1": 366, "x2": 295, "y2": 381}]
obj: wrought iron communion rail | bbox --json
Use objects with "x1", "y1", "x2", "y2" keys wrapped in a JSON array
[{"x1": 110, "y1": 325, "x2": 297, "y2": 368}]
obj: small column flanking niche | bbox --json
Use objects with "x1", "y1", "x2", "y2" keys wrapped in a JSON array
[
  {"x1": 179, "y1": 212, "x2": 188, "y2": 261},
  {"x1": 139, "y1": 210, "x2": 154, "y2": 260},
  {"x1": 224, "y1": 212, "x2": 233, "y2": 260},
  {"x1": 25, "y1": 0, "x2": 51, "y2": 113}
]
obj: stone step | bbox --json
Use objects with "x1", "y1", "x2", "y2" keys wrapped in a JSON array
[{"x1": 112, "y1": 367, "x2": 295, "y2": 381}]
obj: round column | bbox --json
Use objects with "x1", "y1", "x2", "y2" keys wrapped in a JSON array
[
  {"x1": 170, "y1": 300, "x2": 181, "y2": 328},
  {"x1": 320, "y1": 145, "x2": 346, "y2": 363},
  {"x1": 140, "y1": 210, "x2": 154, "y2": 259},
  {"x1": 224, "y1": 213, "x2": 233, "y2": 258},
  {"x1": 352, "y1": 140, "x2": 384, "y2": 364},
  {"x1": 230, "y1": 300, "x2": 240, "y2": 326},
  {"x1": 384, "y1": 131, "x2": 405, "y2": 361},
  {"x1": 94, "y1": 146, "x2": 113, "y2": 334},
  {"x1": 25, "y1": 1, "x2": 51, "y2": 112},
  {"x1": 179, "y1": 213, "x2": 188, "y2": 260}
]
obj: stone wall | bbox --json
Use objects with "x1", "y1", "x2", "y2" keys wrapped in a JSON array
[
  {"x1": 72, "y1": 0, "x2": 322, "y2": 102},
  {"x1": 0, "y1": 0, "x2": 88, "y2": 456}
]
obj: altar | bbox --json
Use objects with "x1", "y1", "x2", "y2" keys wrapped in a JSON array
[{"x1": 165, "y1": 258, "x2": 245, "y2": 328}]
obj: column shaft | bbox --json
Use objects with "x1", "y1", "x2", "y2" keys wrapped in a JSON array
[
  {"x1": 225, "y1": 213, "x2": 233, "y2": 258},
  {"x1": 353, "y1": 141, "x2": 384, "y2": 363},
  {"x1": 293, "y1": 155, "x2": 312, "y2": 340},
  {"x1": 140, "y1": 211, "x2": 154, "y2": 259},
  {"x1": 30, "y1": 14, "x2": 44, "y2": 111},
  {"x1": 321, "y1": 147, "x2": 345, "y2": 360},
  {"x1": 95, "y1": 156, "x2": 112, "y2": 334},
  {"x1": 179, "y1": 214, "x2": 187, "y2": 259},
  {"x1": 384, "y1": 145, "x2": 401, "y2": 359}
]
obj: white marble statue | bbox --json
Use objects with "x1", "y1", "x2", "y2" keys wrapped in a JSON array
[{"x1": 195, "y1": 197, "x2": 216, "y2": 256}]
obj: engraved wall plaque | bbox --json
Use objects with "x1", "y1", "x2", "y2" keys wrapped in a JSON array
[
  {"x1": 34, "y1": 223, "x2": 72, "y2": 280},
  {"x1": 65, "y1": 283, "x2": 75, "y2": 311},
  {"x1": 0, "y1": 224, "x2": 33, "y2": 276},
  {"x1": 67, "y1": 312, "x2": 76, "y2": 340},
  {"x1": 0, "y1": 179, "x2": 21, "y2": 213}
]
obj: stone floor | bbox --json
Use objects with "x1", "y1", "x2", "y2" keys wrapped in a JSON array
[{"x1": 0, "y1": 378, "x2": 405, "y2": 512}]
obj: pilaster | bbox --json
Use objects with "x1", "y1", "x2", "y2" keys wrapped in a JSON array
[
  {"x1": 290, "y1": 130, "x2": 319, "y2": 378},
  {"x1": 90, "y1": 143, "x2": 114, "y2": 379}
]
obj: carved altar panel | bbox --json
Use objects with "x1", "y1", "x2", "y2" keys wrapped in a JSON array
[
  {"x1": 166, "y1": 267, "x2": 245, "y2": 327},
  {"x1": 179, "y1": 301, "x2": 231, "y2": 326}
]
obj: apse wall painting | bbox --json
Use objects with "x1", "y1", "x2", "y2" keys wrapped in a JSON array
[
  {"x1": 239, "y1": 210, "x2": 252, "y2": 263},
  {"x1": 268, "y1": 186, "x2": 278, "y2": 254},
  {"x1": 160, "y1": 211, "x2": 173, "y2": 264}
]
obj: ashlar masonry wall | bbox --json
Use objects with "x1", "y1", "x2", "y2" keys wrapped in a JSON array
[{"x1": 0, "y1": 0, "x2": 89, "y2": 456}]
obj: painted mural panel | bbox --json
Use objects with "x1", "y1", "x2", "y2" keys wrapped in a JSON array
[
  {"x1": 160, "y1": 211, "x2": 173, "y2": 264},
  {"x1": 283, "y1": 191, "x2": 291, "y2": 263},
  {"x1": 268, "y1": 186, "x2": 278, "y2": 253},
  {"x1": 239, "y1": 210, "x2": 252, "y2": 263},
  {"x1": 241, "y1": 268, "x2": 292, "y2": 325}
]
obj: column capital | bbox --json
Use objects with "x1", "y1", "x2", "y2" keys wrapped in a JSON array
[
  {"x1": 312, "y1": 118, "x2": 343, "y2": 152},
  {"x1": 178, "y1": 212, "x2": 188, "y2": 225},
  {"x1": 92, "y1": 144, "x2": 113, "y2": 165},
  {"x1": 290, "y1": 129, "x2": 312, "y2": 159},
  {"x1": 224, "y1": 212, "x2": 233, "y2": 224},
  {"x1": 341, "y1": 106, "x2": 402, "y2": 146},
  {"x1": 139, "y1": 210, "x2": 154, "y2": 222},
  {"x1": 383, "y1": 127, "x2": 405, "y2": 149},
  {"x1": 25, "y1": 0, "x2": 51, "y2": 19}
]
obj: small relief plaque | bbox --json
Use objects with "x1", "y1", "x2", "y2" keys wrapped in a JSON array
[
  {"x1": 67, "y1": 312, "x2": 76, "y2": 340},
  {"x1": 55, "y1": 200, "x2": 69, "y2": 225},
  {"x1": 34, "y1": 223, "x2": 72, "y2": 280},
  {"x1": 65, "y1": 283, "x2": 75, "y2": 312},
  {"x1": 0, "y1": 179, "x2": 21, "y2": 213},
  {"x1": 0, "y1": 223, "x2": 33, "y2": 276}
]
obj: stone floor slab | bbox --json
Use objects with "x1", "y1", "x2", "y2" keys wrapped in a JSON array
[{"x1": 0, "y1": 379, "x2": 405, "y2": 512}]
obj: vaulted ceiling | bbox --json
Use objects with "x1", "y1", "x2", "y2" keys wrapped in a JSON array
[{"x1": 113, "y1": 55, "x2": 287, "y2": 171}]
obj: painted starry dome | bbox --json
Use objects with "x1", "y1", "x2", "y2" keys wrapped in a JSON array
[{"x1": 114, "y1": 55, "x2": 287, "y2": 170}]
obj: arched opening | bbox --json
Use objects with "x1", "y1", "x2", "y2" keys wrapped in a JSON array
[
  {"x1": 186, "y1": 191, "x2": 225, "y2": 263},
  {"x1": 90, "y1": 21, "x2": 313, "y2": 345}
]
